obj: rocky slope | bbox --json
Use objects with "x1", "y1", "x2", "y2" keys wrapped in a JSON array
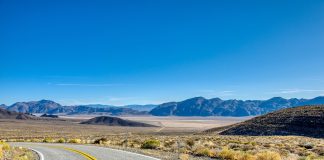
[{"x1": 207, "y1": 105, "x2": 324, "y2": 138}]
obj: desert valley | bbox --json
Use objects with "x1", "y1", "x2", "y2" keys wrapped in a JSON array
[{"x1": 1, "y1": 97, "x2": 324, "y2": 160}]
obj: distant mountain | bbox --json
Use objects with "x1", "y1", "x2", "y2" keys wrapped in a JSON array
[
  {"x1": 80, "y1": 116, "x2": 157, "y2": 127},
  {"x1": 210, "y1": 105, "x2": 324, "y2": 138},
  {"x1": 3, "y1": 96, "x2": 324, "y2": 117},
  {"x1": 0, "y1": 108, "x2": 38, "y2": 120},
  {"x1": 122, "y1": 104, "x2": 157, "y2": 111},
  {"x1": 54, "y1": 105, "x2": 149, "y2": 116},
  {"x1": 4, "y1": 100, "x2": 148, "y2": 116},
  {"x1": 7, "y1": 100, "x2": 62, "y2": 113},
  {"x1": 0, "y1": 104, "x2": 7, "y2": 109},
  {"x1": 150, "y1": 96, "x2": 324, "y2": 116}
]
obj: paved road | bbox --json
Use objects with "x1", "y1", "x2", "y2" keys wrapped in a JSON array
[{"x1": 10, "y1": 142, "x2": 160, "y2": 160}]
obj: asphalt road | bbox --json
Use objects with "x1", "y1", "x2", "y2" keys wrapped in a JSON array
[{"x1": 10, "y1": 142, "x2": 160, "y2": 160}]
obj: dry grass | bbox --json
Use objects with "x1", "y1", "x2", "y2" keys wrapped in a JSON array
[{"x1": 0, "y1": 141, "x2": 35, "y2": 160}]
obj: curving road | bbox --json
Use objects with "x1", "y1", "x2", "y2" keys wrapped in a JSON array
[{"x1": 10, "y1": 142, "x2": 160, "y2": 160}]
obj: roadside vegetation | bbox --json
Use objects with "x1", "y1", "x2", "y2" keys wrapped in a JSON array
[
  {"x1": 1, "y1": 118, "x2": 323, "y2": 159},
  {"x1": 0, "y1": 141, "x2": 36, "y2": 160},
  {"x1": 5, "y1": 135, "x2": 324, "y2": 160}
]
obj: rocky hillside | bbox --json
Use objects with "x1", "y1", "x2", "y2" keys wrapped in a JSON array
[
  {"x1": 150, "y1": 96, "x2": 324, "y2": 116},
  {"x1": 80, "y1": 116, "x2": 157, "y2": 127},
  {"x1": 208, "y1": 105, "x2": 324, "y2": 138},
  {"x1": 0, "y1": 108, "x2": 38, "y2": 120}
]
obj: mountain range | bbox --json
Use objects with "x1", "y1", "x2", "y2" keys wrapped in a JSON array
[
  {"x1": 3, "y1": 100, "x2": 149, "y2": 116},
  {"x1": 149, "y1": 96, "x2": 324, "y2": 116},
  {"x1": 2, "y1": 96, "x2": 324, "y2": 117}
]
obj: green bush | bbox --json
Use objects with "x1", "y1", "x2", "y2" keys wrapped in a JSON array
[
  {"x1": 186, "y1": 139, "x2": 195, "y2": 148},
  {"x1": 141, "y1": 139, "x2": 160, "y2": 149},
  {"x1": 43, "y1": 138, "x2": 54, "y2": 143},
  {"x1": 94, "y1": 138, "x2": 108, "y2": 144},
  {"x1": 194, "y1": 147, "x2": 215, "y2": 157},
  {"x1": 57, "y1": 138, "x2": 66, "y2": 143},
  {"x1": 256, "y1": 151, "x2": 281, "y2": 160},
  {"x1": 68, "y1": 139, "x2": 81, "y2": 144}
]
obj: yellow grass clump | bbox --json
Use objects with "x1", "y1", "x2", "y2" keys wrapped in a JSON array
[{"x1": 256, "y1": 151, "x2": 282, "y2": 160}]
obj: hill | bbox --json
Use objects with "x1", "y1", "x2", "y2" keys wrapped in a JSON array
[
  {"x1": 0, "y1": 108, "x2": 38, "y2": 120},
  {"x1": 150, "y1": 96, "x2": 324, "y2": 116},
  {"x1": 80, "y1": 116, "x2": 157, "y2": 127},
  {"x1": 206, "y1": 105, "x2": 324, "y2": 138},
  {"x1": 40, "y1": 114, "x2": 59, "y2": 118}
]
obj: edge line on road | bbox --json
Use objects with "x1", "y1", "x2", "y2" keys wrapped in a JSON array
[{"x1": 29, "y1": 148, "x2": 44, "y2": 160}]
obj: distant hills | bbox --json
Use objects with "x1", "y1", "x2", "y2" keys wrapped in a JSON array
[
  {"x1": 150, "y1": 96, "x2": 324, "y2": 116},
  {"x1": 206, "y1": 105, "x2": 324, "y2": 138},
  {"x1": 2, "y1": 96, "x2": 324, "y2": 117},
  {"x1": 3, "y1": 100, "x2": 149, "y2": 116},
  {"x1": 80, "y1": 116, "x2": 156, "y2": 127},
  {"x1": 0, "y1": 108, "x2": 38, "y2": 120}
]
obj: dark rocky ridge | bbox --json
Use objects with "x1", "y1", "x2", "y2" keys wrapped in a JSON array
[
  {"x1": 209, "y1": 105, "x2": 324, "y2": 138},
  {"x1": 40, "y1": 114, "x2": 59, "y2": 118},
  {"x1": 80, "y1": 116, "x2": 157, "y2": 127}
]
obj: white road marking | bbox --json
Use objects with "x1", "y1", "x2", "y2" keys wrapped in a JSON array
[{"x1": 30, "y1": 148, "x2": 45, "y2": 160}]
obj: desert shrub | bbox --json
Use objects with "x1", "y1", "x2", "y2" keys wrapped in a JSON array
[
  {"x1": 68, "y1": 139, "x2": 81, "y2": 144},
  {"x1": 0, "y1": 146, "x2": 3, "y2": 158},
  {"x1": 57, "y1": 138, "x2": 65, "y2": 143},
  {"x1": 236, "y1": 152, "x2": 256, "y2": 160},
  {"x1": 178, "y1": 148, "x2": 189, "y2": 154},
  {"x1": 193, "y1": 146, "x2": 215, "y2": 157},
  {"x1": 250, "y1": 142, "x2": 257, "y2": 146},
  {"x1": 0, "y1": 141, "x2": 10, "y2": 159},
  {"x1": 218, "y1": 147, "x2": 238, "y2": 160},
  {"x1": 186, "y1": 139, "x2": 195, "y2": 148},
  {"x1": 94, "y1": 137, "x2": 108, "y2": 144},
  {"x1": 256, "y1": 151, "x2": 281, "y2": 160},
  {"x1": 179, "y1": 153, "x2": 190, "y2": 160},
  {"x1": 163, "y1": 140, "x2": 176, "y2": 148},
  {"x1": 141, "y1": 139, "x2": 160, "y2": 149},
  {"x1": 299, "y1": 142, "x2": 314, "y2": 149},
  {"x1": 43, "y1": 137, "x2": 54, "y2": 143},
  {"x1": 312, "y1": 146, "x2": 324, "y2": 156},
  {"x1": 229, "y1": 143, "x2": 241, "y2": 150},
  {"x1": 0, "y1": 142, "x2": 10, "y2": 150}
]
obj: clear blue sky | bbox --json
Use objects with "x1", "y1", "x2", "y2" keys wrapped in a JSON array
[{"x1": 1, "y1": 0, "x2": 324, "y2": 105}]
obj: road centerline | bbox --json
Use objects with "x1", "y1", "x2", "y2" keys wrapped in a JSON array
[{"x1": 50, "y1": 146, "x2": 97, "y2": 160}]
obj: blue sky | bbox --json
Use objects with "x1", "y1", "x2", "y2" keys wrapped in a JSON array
[{"x1": 1, "y1": 0, "x2": 324, "y2": 105}]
